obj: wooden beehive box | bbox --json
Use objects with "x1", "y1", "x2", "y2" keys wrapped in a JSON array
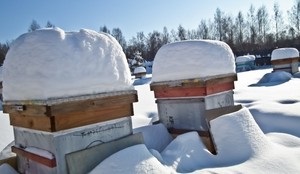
[
  {"x1": 3, "y1": 90, "x2": 138, "y2": 132},
  {"x1": 150, "y1": 74, "x2": 237, "y2": 133},
  {"x1": 271, "y1": 57, "x2": 299, "y2": 74},
  {"x1": 12, "y1": 117, "x2": 133, "y2": 174},
  {"x1": 150, "y1": 73, "x2": 237, "y2": 99}
]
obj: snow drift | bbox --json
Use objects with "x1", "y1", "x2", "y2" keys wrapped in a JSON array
[
  {"x1": 3, "y1": 28, "x2": 133, "y2": 101},
  {"x1": 235, "y1": 55, "x2": 255, "y2": 63},
  {"x1": 151, "y1": 40, "x2": 235, "y2": 82},
  {"x1": 271, "y1": 47, "x2": 299, "y2": 60},
  {"x1": 90, "y1": 106, "x2": 300, "y2": 174}
]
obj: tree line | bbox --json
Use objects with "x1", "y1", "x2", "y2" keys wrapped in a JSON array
[{"x1": 1, "y1": 1, "x2": 300, "y2": 64}]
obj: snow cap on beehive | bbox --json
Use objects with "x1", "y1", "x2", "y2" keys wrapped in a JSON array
[
  {"x1": 236, "y1": 55, "x2": 255, "y2": 63},
  {"x1": 152, "y1": 40, "x2": 236, "y2": 82},
  {"x1": 3, "y1": 28, "x2": 133, "y2": 101},
  {"x1": 271, "y1": 47, "x2": 299, "y2": 61}
]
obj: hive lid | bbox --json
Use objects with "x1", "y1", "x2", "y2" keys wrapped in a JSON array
[
  {"x1": 152, "y1": 40, "x2": 236, "y2": 83},
  {"x1": 3, "y1": 28, "x2": 133, "y2": 101},
  {"x1": 271, "y1": 47, "x2": 299, "y2": 61}
]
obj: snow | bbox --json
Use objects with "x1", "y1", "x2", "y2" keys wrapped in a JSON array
[
  {"x1": 133, "y1": 66, "x2": 146, "y2": 74},
  {"x1": 252, "y1": 70, "x2": 292, "y2": 86},
  {"x1": 152, "y1": 40, "x2": 235, "y2": 82},
  {"x1": 0, "y1": 164, "x2": 18, "y2": 174},
  {"x1": 133, "y1": 123, "x2": 173, "y2": 152},
  {"x1": 0, "y1": 111, "x2": 13, "y2": 153},
  {"x1": 271, "y1": 47, "x2": 299, "y2": 60},
  {"x1": 3, "y1": 28, "x2": 133, "y2": 101},
  {"x1": 91, "y1": 68, "x2": 300, "y2": 173},
  {"x1": 1, "y1": 67, "x2": 300, "y2": 173},
  {"x1": 236, "y1": 55, "x2": 255, "y2": 63},
  {"x1": 89, "y1": 144, "x2": 170, "y2": 174},
  {"x1": 24, "y1": 147, "x2": 54, "y2": 160},
  {"x1": 1, "y1": 33, "x2": 300, "y2": 173}
]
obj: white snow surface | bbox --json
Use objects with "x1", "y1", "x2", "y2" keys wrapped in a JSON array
[
  {"x1": 1, "y1": 68, "x2": 300, "y2": 174},
  {"x1": 0, "y1": 164, "x2": 18, "y2": 174},
  {"x1": 254, "y1": 71, "x2": 292, "y2": 86},
  {"x1": 152, "y1": 40, "x2": 235, "y2": 82},
  {"x1": 24, "y1": 147, "x2": 54, "y2": 159},
  {"x1": 3, "y1": 28, "x2": 133, "y2": 101},
  {"x1": 0, "y1": 111, "x2": 13, "y2": 153},
  {"x1": 133, "y1": 66, "x2": 146, "y2": 74},
  {"x1": 271, "y1": 47, "x2": 299, "y2": 60},
  {"x1": 236, "y1": 55, "x2": 255, "y2": 63}
]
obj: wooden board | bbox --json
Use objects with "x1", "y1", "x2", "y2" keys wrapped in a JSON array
[
  {"x1": 271, "y1": 57, "x2": 299, "y2": 65},
  {"x1": 9, "y1": 103, "x2": 134, "y2": 132},
  {"x1": 4, "y1": 92, "x2": 137, "y2": 132},
  {"x1": 152, "y1": 81, "x2": 235, "y2": 98},
  {"x1": 65, "y1": 133, "x2": 144, "y2": 174},
  {"x1": 11, "y1": 146, "x2": 56, "y2": 168},
  {"x1": 205, "y1": 104, "x2": 242, "y2": 124},
  {"x1": 204, "y1": 105, "x2": 243, "y2": 154},
  {"x1": 3, "y1": 92, "x2": 138, "y2": 117},
  {"x1": 150, "y1": 73, "x2": 237, "y2": 91}
]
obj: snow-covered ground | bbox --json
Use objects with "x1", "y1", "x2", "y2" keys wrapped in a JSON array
[
  {"x1": 1, "y1": 68, "x2": 300, "y2": 173},
  {"x1": 95, "y1": 68, "x2": 300, "y2": 173},
  {"x1": 1, "y1": 28, "x2": 300, "y2": 173}
]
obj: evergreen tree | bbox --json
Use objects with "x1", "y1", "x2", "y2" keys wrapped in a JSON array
[{"x1": 28, "y1": 20, "x2": 41, "y2": 32}]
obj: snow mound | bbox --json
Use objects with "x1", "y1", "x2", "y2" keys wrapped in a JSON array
[
  {"x1": 293, "y1": 72, "x2": 300, "y2": 78},
  {"x1": 89, "y1": 144, "x2": 170, "y2": 174},
  {"x1": 0, "y1": 163, "x2": 18, "y2": 174},
  {"x1": 152, "y1": 40, "x2": 235, "y2": 82},
  {"x1": 133, "y1": 66, "x2": 146, "y2": 74},
  {"x1": 161, "y1": 132, "x2": 214, "y2": 172},
  {"x1": 271, "y1": 47, "x2": 299, "y2": 61},
  {"x1": 133, "y1": 123, "x2": 173, "y2": 152},
  {"x1": 236, "y1": 55, "x2": 255, "y2": 63},
  {"x1": 3, "y1": 28, "x2": 133, "y2": 101},
  {"x1": 254, "y1": 71, "x2": 292, "y2": 86},
  {"x1": 210, "y1": 107, "x2": 270, "y2": 166}
]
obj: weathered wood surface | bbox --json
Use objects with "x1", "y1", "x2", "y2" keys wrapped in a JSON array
[
  {"x1": 205, "y1": 104, "x2": 242, "y2": 124},
  {"x1": 204, "y1": 105, "x2": 243, "y2": 155},
  {"x1": 150, "y1": 73, "x2": 237, "y2": 90},
  {"x1": 151, "y1": 82, "x2": 234, "y2": 98},
  {"x1": 4, "y1": 92, "x2": 138, "y2": 132},
  {"x1": 9, "y1": 103, "x2": 134, "y2": 132},
  {"x1": 271, "y1": 57, "x2": 299, "y2": 65},
  {"x1": 65, "y1": 133, "x2": 144, "y2": 174},
  {"x1": 150, "y1": 74, "x2": 237, "y2": 98},
  {"x1": 11, "y1": 146, "x2": 56, "y2": 168}
]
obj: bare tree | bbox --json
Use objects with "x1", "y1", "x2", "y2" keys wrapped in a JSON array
[
  {"x1": 146, "y1": 31, "x2": 163, "y2": 60},
  {"x1": 247, "y1": 4, "x2": 257, "y2": 44},
  {"x1": 198, "y1": 20, "x2": 209, "y2": 39},
  {"x1": 214, "y1": 8, "x2": 223, "y2": 41},
  {"x1": 288, "y1": 0, "x2": 300, "y2": 36},
  {"x1": 256, "y1": 5, "x2": 269, "y2": 43},
  {"x1": 112, "y1": 28, "x2": 127, "y2": 49},
  {"x1": 162, "y1": 26, "x2": 170, "y2": 44},
  {"x1": 236, "y1": 11, "x2": 245, "y2": 44}
]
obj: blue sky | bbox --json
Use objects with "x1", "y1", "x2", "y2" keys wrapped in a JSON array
[{"x1": 0, "y1": 0, "x2": 295, "y2": 43}]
